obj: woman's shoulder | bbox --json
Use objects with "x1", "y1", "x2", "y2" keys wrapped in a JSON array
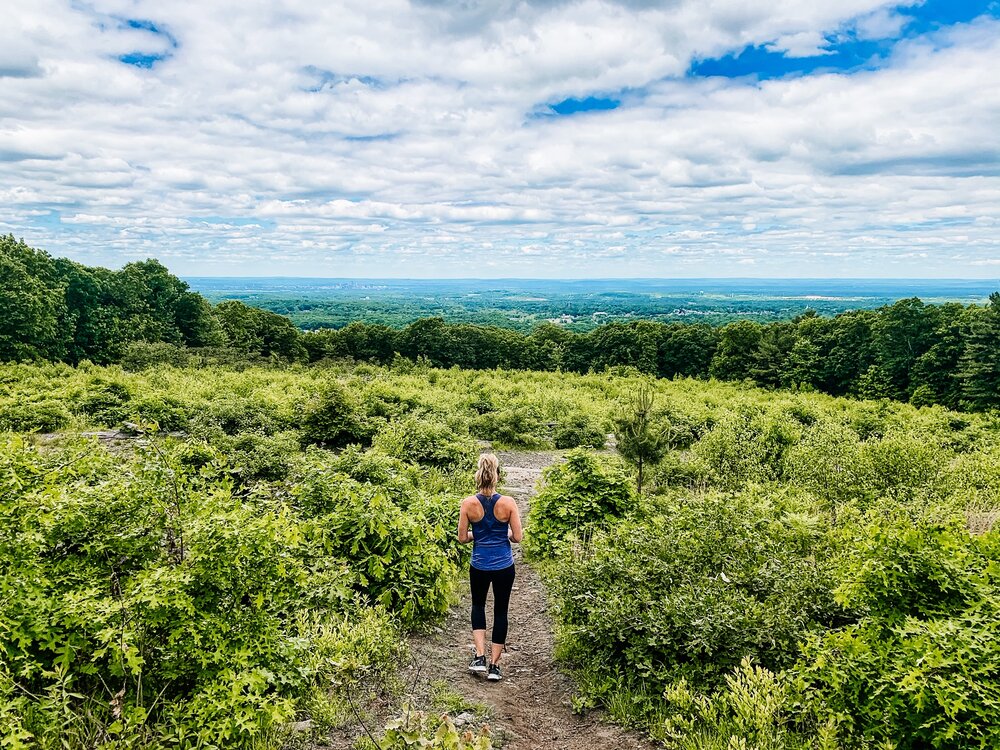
[{"x1": 496, "y1": 494, "x2": 518, "y2": 510}]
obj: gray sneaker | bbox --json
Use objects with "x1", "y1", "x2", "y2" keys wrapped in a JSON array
[
  {"x1": 487, "y1": 663, "x2": 502, "y2": 681},
  {"x1": 469, "y1": 655, "x2": 488, "y2": 674}
]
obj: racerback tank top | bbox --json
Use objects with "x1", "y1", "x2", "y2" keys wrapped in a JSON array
[{"x1": 471, "y1": 493, "x2": 514, "y2": 571}]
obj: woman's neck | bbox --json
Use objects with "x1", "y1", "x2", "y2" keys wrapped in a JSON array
[{"x1": 479, "y1": 487, "x2": 496, "y2": 496}]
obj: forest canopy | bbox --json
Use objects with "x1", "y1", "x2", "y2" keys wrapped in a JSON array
[{"x1": 2, "y1": 235, "x2": 999, "y2": 411}]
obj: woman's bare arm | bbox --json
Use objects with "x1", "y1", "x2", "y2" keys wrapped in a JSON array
[
  {"x1": 505, "y1": 498, "x2": 523, "y2": 543},
  {"x1": 458, "y1": 498, "x2": 474, "y2": 543}
]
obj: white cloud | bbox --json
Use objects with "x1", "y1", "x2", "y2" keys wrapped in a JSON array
[
  {"x1": 768, "y1": 30, "x2": 832, "y2": 57},
  {"x1": 0, "y1": 1, "x2": 998, "y2": 277},
  {"x1": 851, "y1": 6, "x2": 910, "y2": 40}
]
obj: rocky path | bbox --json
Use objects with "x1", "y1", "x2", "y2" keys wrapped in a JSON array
[{"x1": 402, "y1": 451, "x2": 655, "y2": 750}]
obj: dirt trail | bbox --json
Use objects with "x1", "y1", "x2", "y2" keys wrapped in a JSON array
[{"x1": 402, "y1": 451, "x2": 655, "y2": 750}]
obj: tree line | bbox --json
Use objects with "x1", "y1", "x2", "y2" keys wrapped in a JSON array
[{"x1": 3, "y1": 234, "x2": 999, "y2": 410}]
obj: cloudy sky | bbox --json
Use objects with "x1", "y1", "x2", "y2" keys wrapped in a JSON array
[{"x1": 2, "y1": 0, "x2": 999, "y2": 278}]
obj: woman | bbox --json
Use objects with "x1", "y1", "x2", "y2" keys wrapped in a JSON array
[{"x1": 458, "y1": 453, "x2": 523, "y2": 682}]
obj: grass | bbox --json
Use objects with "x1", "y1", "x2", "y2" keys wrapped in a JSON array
[{"x1": 428, "y1": 680, "x2": 492, "y2": 719}]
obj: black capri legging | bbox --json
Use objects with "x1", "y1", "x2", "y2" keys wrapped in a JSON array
[{"x1": 469, "y1": 563, "x2": 516, "y2": 645}]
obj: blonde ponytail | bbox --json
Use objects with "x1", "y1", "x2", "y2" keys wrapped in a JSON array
[{"x1": 475, "y1": 453, "x2": 500, "y2": 495}]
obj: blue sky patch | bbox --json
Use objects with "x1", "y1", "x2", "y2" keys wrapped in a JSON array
[
  {"x1": 549, "y1": 96, "x2": 620, "y2": 115},
  {"x1": 116, "y1": 17, "x2": 177, "y2": 69},
  {"x1": 690, "y1": 0, "x2": 1000, "y2": 80},
  {"x1": 903, "y1": 0, "x2": 1000, "y2": 32},
  {"x1": 124, "y1": 19, "x2": 165, "y2": 34},
  {"x1": 689, "y1": 39, "x2": 890, "y2": 79},
  {"x1": 119, "y1": 52, "x2": 167, "y2": 68}
]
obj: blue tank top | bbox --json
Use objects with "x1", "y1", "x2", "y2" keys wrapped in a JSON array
[{"x1": 471, "y1": 493, "x2": 514, "y2": 571}]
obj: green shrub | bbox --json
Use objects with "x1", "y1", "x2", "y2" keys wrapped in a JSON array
[
  {"x1": 857, "y1": 431, "x2": 947, "y2": 504},
  {"x1": 947, "y1": 443, "x2": 1000, "y2": 511},
  {"x1": 792, "y1": 606, "x2": 1000, "y2": 750},
  {"x1": 693, "y1": 406, "x2": 801, "y2": 489},
  {"x1": 365, "y1": 711, "x2": 492, "y2": 750},
  {"x1": 217, "y1": 430, "x2": 299, "y2": 484},
  {"x1": 523, "y1": 449, "x2": 634, "y2": 560},
  {"x1": 297, "y1": 606, "x2": 407, "y2": 731},
  {"x1": 361, "y1": 382, "x2": 421, "y2": 419},
  {"x1": 791, "y1": 517, "x2": 1000, "y2": 750},
  {"x1": 0, "y1": 435, "x2": 440, "y2": 749},
  {"x1": 152, "y1": 670, "x2": 295, "y2": 748},
  {"x1": 1, "y1": 439, "x2": 301, "y2": 745},
  {"x1": 0, "y1": 398, "x2": 71, "y2": 432},
  {"x1": 301, "y1": 382, "x2": 371, "y2": 448},
  {"x1": 832, "y1": 511, "x2": 990, "y2": 621},
  {"x1": 783, "y1": 421, "x2": 865, "y2": 513},
  {"x1": 293, "y1": 461, "x2": 458, "y2": 625},
  {"x1": 786, "y1": 423, "x2": 951, "y2": 514},
  {"x1": 847, "y1": 402, "x2": 891, "y2": 440},
  {"x1": 73, "y1": 377, "x2": 133, "y2": 425},
  {"x1": 546, "y1": 490, "x2": 840, "y2": 728},
  {"x1": 465, "y1": 389, "x2": 495, "y2": 415},
  {"x1": 324, "y1": 444, "x2": 414, "y2": 487},
  {"x1": 909, "y1": 383, "x2": 938, "y2": 407},
  {"x1": 130, "y1": 394, "x2": 190, "y2": 432},
  {"x1": 373, "y1": 415, "x2": 475, "y2": 469},
  {"x1": 192, "y1": 394, "x2": 283, "y2": 435},
  {"x1": 0, "y1": 660, "x2": 30, "y2": 748},
  {"x1": 648, "y1": 451, "x2": 713, "y2": 489},
  {"x1": 658, "y1": 659, "x2": 810, "y2": 750},
  {"x1": 552, "y1": 412, "x2": 606, "y2": 449},
  {"x1": 469, "y1": 404, "x2": 548, "y2": 448},
  {"x1": 654, "y1": 404, "x2": 711, "y2": 450},
  {"x1": 120, "y1": 341, "x2": 191, "y2": 371}
]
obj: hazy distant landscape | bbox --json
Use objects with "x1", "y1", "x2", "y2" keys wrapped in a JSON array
[{"x1": 188, "y1": 277, "x2": 999, "y2": 331}]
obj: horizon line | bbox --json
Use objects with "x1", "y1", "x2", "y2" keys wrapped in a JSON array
[{"x1": 181, "y1": 275, "x2": 1000, "y2": 282}]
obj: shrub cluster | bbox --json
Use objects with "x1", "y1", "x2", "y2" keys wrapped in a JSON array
[
  {"x1": 536, "y1": 390, "x2": 1000, "y2": 749},
  {"x1": 522, "y1": 449, "x2": 634, "y2": 560},
  {"x1": 0, "y1": 426, "x2": 463, "y2": 748},
  {"x1": 2, "y1": 359, "x2": 1000, "y2": 748}
]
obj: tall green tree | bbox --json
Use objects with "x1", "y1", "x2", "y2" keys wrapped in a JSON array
[
  {"x1": 340, "y1": 321, "x2": 397, "y2": 363},
  {"x1": 871, "y1": 298, "x2": 937, "y2": 400},
  {"x1": 822, "y1": 311, "x2": 876, "y2": 395},
  {"x1": 0, "y1": 235, "x2": 68, "y2": 361},
  {"x1": 52, "y1": 259, "x2": 117, "y2": 363},
  {"x1": 175, "y1": 292, "x2": 226, "y2": 347},
  {"x1": 910, "y1": 303, "x2": 969, "y2": 409},
  {"x1": 586, "y1": 322, "x2": 661, "y2": 375},
  {"x1": 784, "y1": 336, "x2": 822, "y2": 389},
  {"x1": 960, "y1": 293, "x2": 1000, "y2": 410},
  {"x1": 214, "y1": 300, "x2": 305, "y2": 361},
  {"x1": 751, "y1": 322, "x2": 796, "y2": 387},
  {"x1": 523, "y1": 323, "x2": 570, "y2": 370},
  {"x1": 397, "y1": 317, "x2": 450, "y2": 366},
  {"x1": 659, "y1": 323, "x2": 717, "y2": 378},
  {"x1": 710, "y1": 321, "x2": 762, "y2": 381}
]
